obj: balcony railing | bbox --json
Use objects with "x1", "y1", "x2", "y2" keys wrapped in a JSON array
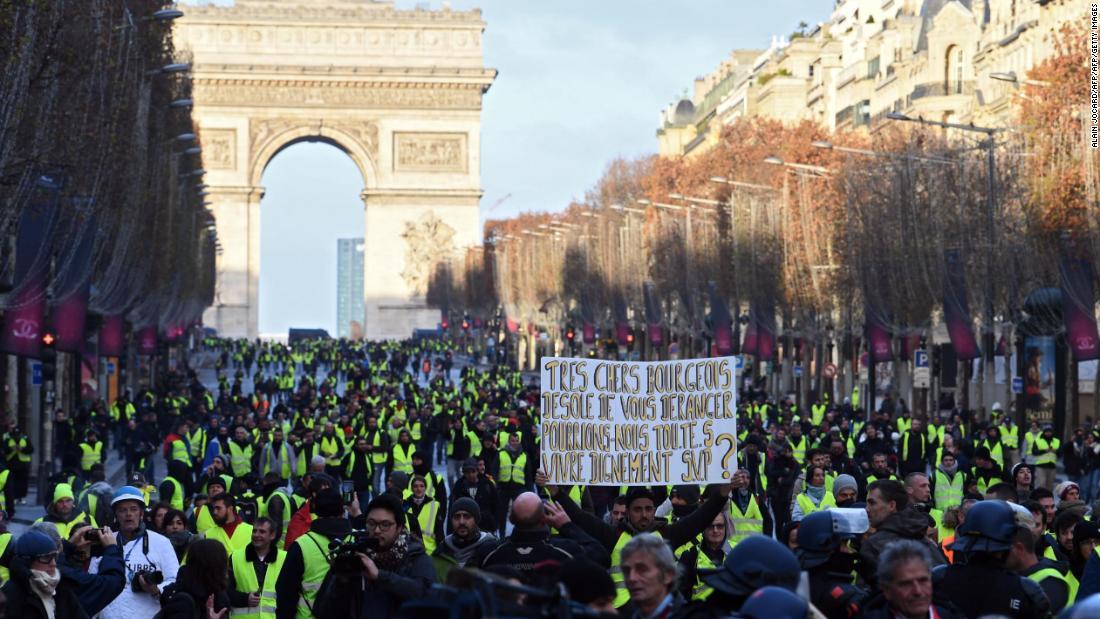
[{"x1": 909, "y1": 80, "x2": 976, "y2": 101}]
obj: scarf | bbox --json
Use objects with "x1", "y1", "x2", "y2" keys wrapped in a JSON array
[
  {"x1": 807, "y1": 485, "x2": 826, "y2": 502},
  {"x1": 29, "y1": 568, "x2": 60, "y2": 619},
  {"x1": 367, "y1": 532, "x2": 410, "y2": 572},
  {"x1": 940, "y1": 463, "x2": 958, "y2": 476}
]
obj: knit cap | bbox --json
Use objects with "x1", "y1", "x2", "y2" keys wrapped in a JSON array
[{"x1": 451, "y1": 497, "x2": 481, "y2": 524}]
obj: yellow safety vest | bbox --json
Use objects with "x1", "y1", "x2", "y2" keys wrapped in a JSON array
[
  {"x1": 391, "y1": 443, "x2": 415, "y2": 475},
  {"x1": 206, "y1": 522, "x2": 254, "y2": 556},
  {"x1": 230, "y1": 546, "x2": 286, "y2": 618},
  {"x1": 934, "y1": 470, "x2": 965, "y2": 511},
  {"x1": 727, "y1": 496, "x2": 764, "y2": 546},
  {"x1": 368, "y1": 433, "x2": 387, "y2": 465},
  {"x1": 294, "y1": 532, "x2": 336, "y2": 619},
  {"x1": 0, "y1": 533, "x2": 10, "y2": 582},
  {"x1": 261, "y1": 490, "x2": 299, "y2": 539},
  {"x1": 690, "y1": 541, "x2": 734, "y2": 601},
  {"x1": 413, "y1": 500, "x2": 440, "y2": 555},
  {"x1": 165, "y1": 477, "x2": 185, "y2": 511},
  {"x1": 170, "y1": 439, "x2": 190, "y2": 466},
  {"x1": 196, "y1": 504, "x2": 216, "y2": 534},
  {"x1": 1035, "y1": 437, "x2": 1060, "y2": 466},
  {"x1": 498, "y1": 450, "x2": 527, "y2": 485},
  {"x1": 319, "y1": 436, "x2": 343, "y2": 467},
  {"x1": 810, "y1": 403, "x2": 826, "y2": 426},
  {"x1": 229, "y1": 442, "x2": 254, "y2": 477},
  {"x1": 1029, "y1": 565, "x2": 1075, "y2": 604},
  {"x1": 789, "y1": 436, "x2": 807, "y2": 464},
  {"x1": 796, "y1": 491, "x2": 836, "y2": 517},
  {"x1": 79, "y1": 442, "x2": 102, "y2": 472}
]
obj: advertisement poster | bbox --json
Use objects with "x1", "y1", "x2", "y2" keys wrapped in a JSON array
[{"x1": 1024, "y1": 336, "x2": 1056, "y2": 424}]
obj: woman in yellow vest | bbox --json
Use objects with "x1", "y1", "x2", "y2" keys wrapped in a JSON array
[
  {"x1": 404, "y1": 475, "x2": 444, "y2": 555},
  {"x1": 677, "y1": 511, "x2": 735, "y2": 601},
  {"x1": 792, "y1": 466, "x2": 835, "y2": 522}
]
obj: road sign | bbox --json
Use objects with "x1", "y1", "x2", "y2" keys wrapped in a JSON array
[
  {"x1": 913, "y1": 367, "x2": 931, "y2": 389},
  {"x1": 914, "y1": 349, "x2": 929, "y2": 369},
  {"x1": 107, "y1": 362, "x2": 116, "y2": 375},
  {"x1": 823, "y1": 363, "x2": 837, "y2": 380},
  {"x1": 31, "y1": 363, "x2": 42, "y2": 385},
  {"x1": 793, "y1": 364, "x2": 803, "y2": 378},
  {"x1": 1012, "y1": 376, "x2": 1024, "y2": 394},
  {"x1": 734, "y1": 356, "x2": 744, "y2": 371}
]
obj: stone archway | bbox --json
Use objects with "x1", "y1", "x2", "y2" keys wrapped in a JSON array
[{"x1": 175, "y1": 0, "x2": 495, "y2": 339}]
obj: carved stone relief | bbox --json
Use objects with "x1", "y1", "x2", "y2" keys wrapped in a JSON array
[
  {"x1": 400, "y1": 212, "x2": 456, "y2": 297},
  {"x1": 202, "y1": 129, "x2": 237, "y2": 169},
  {"x1": 194, "y1": 81, "x2": 483, "y2": 110},
  {"x1": 394, "y1": 132, "x2": 467, "y2": 173},
  {"x1": 249, "y1": 117, "x2": 379, "y2": 160}
]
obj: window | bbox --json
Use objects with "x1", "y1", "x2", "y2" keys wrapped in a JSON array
[
  {"x1": 867, "y1": 56, "x2": 880, "y2": 80},
  {"x1": 945, "y1": 45, "x2": 964, "y2": 95}
]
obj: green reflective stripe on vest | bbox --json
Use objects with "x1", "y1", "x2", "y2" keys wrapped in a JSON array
[{"x1": 691, "y1": 542, "x2": 733, "y2": 601}]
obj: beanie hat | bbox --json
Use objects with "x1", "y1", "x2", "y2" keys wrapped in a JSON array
[
  {"x1": 974, "y1": 446, "x2": 992, "y2": 460},
  {"x1": 625, "y1": 487, "x2": 656, "y2": 508},
  {"x1": 1055, "y1": 481, "x2": 1080, "y2": 501},
  {"x1": 111, "y1": 485, "x2": 146, "y2": 508},
  {"x1": 1075, "y1": 519, "x2": 1100, "y2": 543},
  {"x1": 462, "y1": 458, "x2": 478, "y2": 472},
  {"x1": 833, "y1": 474, "x2": 858, "y2": 497},
  {"x1": 669, "y1": 485, "x2": 700, "y2": 505},
  {"x1": 559, "y1": 557, "x2": 616, "y2": 604},
  {"x1": 389, "y1": 471, "x2": 410, "y2": 491},
  {"x1": 52, "y1": 483, "x2": 75, "y2": 504},
  {"x1": 312, "y1": 488, "x2": 343, "y2": 518},
  {"x1": 451, "y1": 497, "x2": 481, "y2": 524},
  {"x1": 15, "y1": 530, "x2": 57, "y2": 559}
]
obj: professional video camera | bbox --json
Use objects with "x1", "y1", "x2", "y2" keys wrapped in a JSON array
[{"x1": 328, "y1": 530, "x2": 380, "y2": 572}]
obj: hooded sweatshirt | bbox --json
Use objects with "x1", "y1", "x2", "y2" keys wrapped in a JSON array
[{"x1": 860, "y1": 507, "x2": 947, "y2": 585}]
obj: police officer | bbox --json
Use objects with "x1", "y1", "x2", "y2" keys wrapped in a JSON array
[
  {"x1": 678, "y1": 535, "x2": 800, "y2": 618},
  {"x1": 932, "y1": 500, "x2": 1050, "y2": 617},
  {"x1": 794, "y1": 508, "x2": 870, "y2": 617}
]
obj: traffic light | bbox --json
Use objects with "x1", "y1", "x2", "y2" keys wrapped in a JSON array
[
  {"x1": 441, "y1": 318, "x2": 449, "y2": 330},
  {"x1": 626, "y1": 331, "x2": 635, "y2": 351},
  {"x1": 565, "y1": 325, "x2": 575, "y2": 342},
  {"x1": 40, "y1": 331, "x2": 57, "y2": 382},
  {"x1": 461, "y1": 316, "x2": 470, "y2": 331}
]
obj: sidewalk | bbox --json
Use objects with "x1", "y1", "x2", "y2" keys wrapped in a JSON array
[{"x1": 8, "y1": 449, "x2": 132, "y2": 535}]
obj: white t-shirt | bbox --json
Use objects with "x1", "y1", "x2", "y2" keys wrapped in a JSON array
[{"x1": 90, "y1": 528, "x2": 179, "y2": 619}]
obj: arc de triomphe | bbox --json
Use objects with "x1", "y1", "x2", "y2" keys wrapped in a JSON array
[{"x1": 175, "y1": 0, "x2": 495, "y2": 339}]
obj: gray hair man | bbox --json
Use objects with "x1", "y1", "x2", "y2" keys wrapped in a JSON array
[
  {"x1": 620, "y1": 533, "x2": 683, "y2": 618},
  {"x1": 876, "y1": 540, "x2": 940, "y2": 619}
]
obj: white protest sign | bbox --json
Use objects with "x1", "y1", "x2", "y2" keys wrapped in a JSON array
[{"x1": 540, "y1": 356, "x2": 738, "y2": 486}]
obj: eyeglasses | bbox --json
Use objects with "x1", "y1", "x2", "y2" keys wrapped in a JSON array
[
  {"x1": 366, "y1": 520, "x2": 396, "y2": 532},
  {"x1": 34, "y1": 552, "x2": 58, "y2": 564},
  {"x1": 706, "y1": 523, "x2": 727, "y2": 531}
]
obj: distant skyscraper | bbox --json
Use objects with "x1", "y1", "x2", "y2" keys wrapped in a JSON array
[{"x1": 336, "y1": 238, "x2": 365, "y2": 339}]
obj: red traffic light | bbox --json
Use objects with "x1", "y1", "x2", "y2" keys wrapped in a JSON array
[
  {"x1": 41, "y1": 332, "x2": 55, "y2": 346},
  {"x1": 566, "y1": 329, "x2": 575, "y2": 341},
  {"x1": 461, "y1": 320, "x2": 470, "y2": 330},
  {"x1": 626, "y1": 333, "x2": 635, "y2": 344},
  {"x1": 441, "y1": 320, "x2": 449, "y2": 330}
]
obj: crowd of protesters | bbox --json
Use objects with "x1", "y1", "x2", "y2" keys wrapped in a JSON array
[{"x1": 0, "y1": 336, "x2": 1095, "y2": 618}]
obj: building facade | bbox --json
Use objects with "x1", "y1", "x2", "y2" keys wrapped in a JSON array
[
  {"x1": 659, "y1": 0, "x2": 1082, "y2": 155},
  {"x1": 337, "y1": 238, "x2": 366, "y2": 339}
]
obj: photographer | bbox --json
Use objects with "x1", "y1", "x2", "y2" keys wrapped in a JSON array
[
  {"x1": 90, "y1": 486, "x2": 179, "y2": 619},
  {"x1": 356, "y1": 493, "x2": 435, "y2": 617},
  {"x1": 0, "y1": 530, "x2": 85, "y2": 618},
  {"x1": 41, "y1": 522, "x2": 125, "y2": 616}
]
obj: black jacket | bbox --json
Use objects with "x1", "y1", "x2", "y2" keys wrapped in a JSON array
[
  {"x1": 450, "y1": 476, "x2": 498, "y2": 533},
  {"x1": 360, "y1": 536, "x2": 436, "y2": 618},
  {"x1": 479, "y1": 524, "x2": 610, "y2": 576},
  {"x1": 557, "y1": 485, "x2": 727, "y2": 554},
  {"x1": 0, "y1": 558, "x2": 89, "y2": 619}
]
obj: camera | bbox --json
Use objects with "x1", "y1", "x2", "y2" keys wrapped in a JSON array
[
  {"x1": 329, "y1": 530, "x2": 379, "y2": 571},
  {"x1": 83, "y1": 530, "x2": 99, "y2": 541},
  {"x1": 132, "y1": 570, "x2": 164, "y2": 593}
]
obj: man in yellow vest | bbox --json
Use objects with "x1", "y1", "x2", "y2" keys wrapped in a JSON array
[
  {"x1": 1032, "y1": 424, "x2": 1060, "y2": 491},
  {"x1": 228, "y1": 516, "x2": 286, "y2": 618},
  {"x1": 494, "y1": 432, "x2": 528, "y2": 537},
  {"x1": 229, "y1": 425, "x2": 256, "y2": 481},
  {"x1": 274, "y1": 488, "x2": 352, "y2": 619},
  {"x1": 78, "y1": 430, "x2": 105, "y2": 479},
  {"x1": 35, "y1": 483, "x2": 92, "y2": 539},
  {"x1": 205, "y1": 492, "x2": 254, "y2": 555},
  {"x1": 388, "y1": 429, "x2": 416, "y2": 477}
]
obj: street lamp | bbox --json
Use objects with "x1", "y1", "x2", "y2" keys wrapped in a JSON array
[
  {"x1": 990, "y1": 71, "x2": 1049, "y2": 87},
  {"x1": 170, "y1": 99, "x2": 193, "y2": 109},
  {"x1": 811, "y1": 139, "x2": 957, "y2": 166},
  {"x1": 147, "y1": 63, "x2": 191, "y2": 77},
  {"x1": 763, "y1": 155, "x2": 831, "y2": 175},
  {"x1": 148, "y1": 9, "x2": 185, "y2": 21},
  {"x1": 636, "y1": 198, "x2": 683, "y2": 211},
  {"x1": 708, "y1": 176, "x2": 778, "y2": 191},
  {"x1": 175, "y1": 133, "x2": 197, "y2": 143}
]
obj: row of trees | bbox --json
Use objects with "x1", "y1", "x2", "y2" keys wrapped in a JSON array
[
  {"x1": 0, "y1": 1, "x2": 212, "y2": 333},
  {"x1": 431, "y1": 24, "x2": 1096, "y2": 381}
]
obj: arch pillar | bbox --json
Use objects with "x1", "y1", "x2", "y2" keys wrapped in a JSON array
[{"x1": 202, "y1": 185, "x2": 265, "y2": 338}]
